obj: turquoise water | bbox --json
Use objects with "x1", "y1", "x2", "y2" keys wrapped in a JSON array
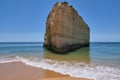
[
  {"x1": 0, "y1": 42, "x2": 120, "y2": 80},
  {"x1": 90, "y1": 42, "x2": 120, "y2": 66}
]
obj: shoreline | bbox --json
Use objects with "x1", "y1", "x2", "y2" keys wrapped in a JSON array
[{"x1": 0, "y1": 61, "x2": 90, "y2": 80}]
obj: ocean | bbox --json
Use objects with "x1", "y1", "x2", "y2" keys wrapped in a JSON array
[{"x1": 0, "y1": 42, "x2": 120, "y2": 80}]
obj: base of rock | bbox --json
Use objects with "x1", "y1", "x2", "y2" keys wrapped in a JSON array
[{"x1": 44, "y1": 44, "x2": 89, "y2": 54}]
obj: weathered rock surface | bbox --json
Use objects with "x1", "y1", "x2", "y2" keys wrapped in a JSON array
[{"x1": 44, "y1": 2, "x2": 90, "y2": 53}]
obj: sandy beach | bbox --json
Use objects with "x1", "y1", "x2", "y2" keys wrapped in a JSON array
[{"x1": 0, "y1": 61, "x2": 90, "y2": 80}]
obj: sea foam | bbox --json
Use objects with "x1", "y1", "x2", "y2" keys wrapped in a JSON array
[{"x1": 0, "y1": 56, "x2": 120, "y2": 80}]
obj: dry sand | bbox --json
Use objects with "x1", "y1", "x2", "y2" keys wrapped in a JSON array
[{"x1": 0, "y1": 61, "x2": 90, "y2": 80}]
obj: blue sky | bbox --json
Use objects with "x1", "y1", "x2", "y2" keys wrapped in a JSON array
[{"x1": 0, "y1": 0, "x2": 120, "y2": 42}]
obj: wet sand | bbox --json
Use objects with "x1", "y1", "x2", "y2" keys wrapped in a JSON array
[{"x1": 0, "y1": 61, "x2": 90, "y2": 80}]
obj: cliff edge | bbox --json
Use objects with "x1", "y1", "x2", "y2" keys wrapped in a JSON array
[{"x1": 44, "y1": 2, "x2": 90, "y2": 53}]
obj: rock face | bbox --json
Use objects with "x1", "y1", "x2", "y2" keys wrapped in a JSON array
[{"x1": 44, "y1": 2, "x2": 90, "y2": 53}]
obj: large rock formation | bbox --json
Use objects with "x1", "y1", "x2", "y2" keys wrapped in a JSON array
[{"x1": 44, "y1": 2, "x2": 90, "y2": 53}]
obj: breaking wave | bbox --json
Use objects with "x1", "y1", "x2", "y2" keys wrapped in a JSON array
[{"x1": 0, "y1": 56, "x2": 120, "y2": 80}]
